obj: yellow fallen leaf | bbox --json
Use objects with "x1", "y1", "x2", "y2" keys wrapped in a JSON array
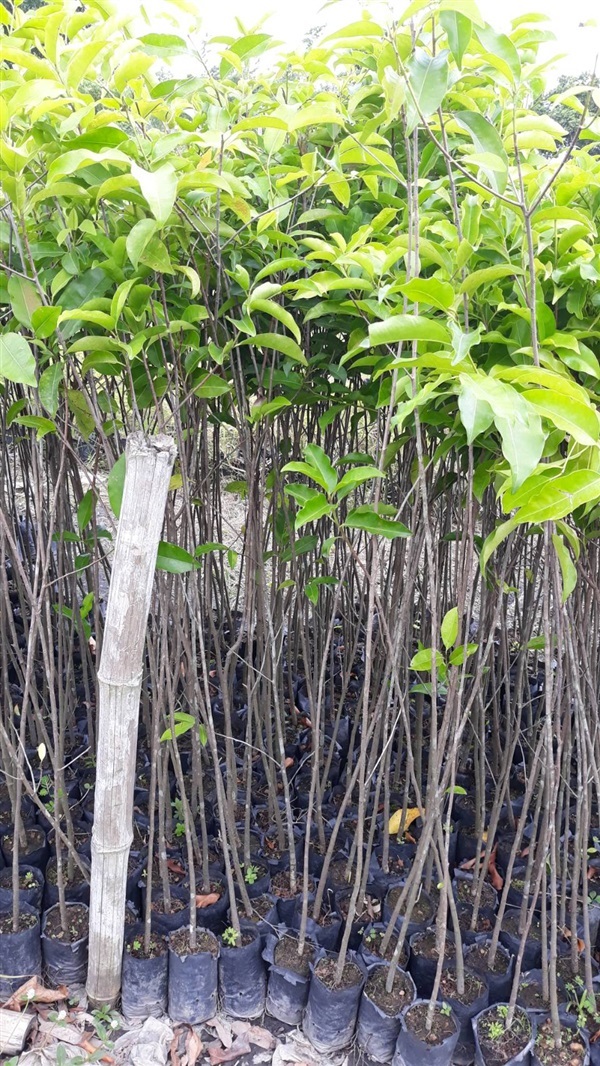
[{"x1": 388, "y1": 806, "x2": 422, "y2": 836}]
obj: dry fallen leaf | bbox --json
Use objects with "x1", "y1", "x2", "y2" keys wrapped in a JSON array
[
  {"x1": 79, "y1": 1035, "x2": 114, "y2": 1064},
  {"x1": 246, "y1": 1026, "x2": 277, "y2": 1050},
  {"x1": 170, "y1": 1029, "x2": 182, "y2": 1066},
  {"x1": 196, "y1": 892, "x2": 220, "y2": 908},
  {"x1": 205, "y1": 1017, "x2": 233, "y2": 1048},
  {"x1": 207, "y1": 1036, "x2": 251, "y2": 1064},
  {"x1": 2, "y1": 976, "x2": 68, "y2": 1011},
  {"x1": 388, "y1": 806, "x2": 422, "y2": 837},
  {"x1": 185, "y1": 1028, "x2": 203, "y2": 1066}
]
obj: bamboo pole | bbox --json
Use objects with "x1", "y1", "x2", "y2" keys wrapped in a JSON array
[{"x1": 86, "y1": 433, "x2": 176, "y2": 1007}]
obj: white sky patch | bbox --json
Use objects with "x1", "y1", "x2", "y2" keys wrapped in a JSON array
[{"x1": 130, "y1": 0, "x2": 600, "y2": 82}]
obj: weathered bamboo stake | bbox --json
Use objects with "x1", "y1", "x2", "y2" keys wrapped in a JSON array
[
  {"x1": 86, "y1": 433, "x2": 176, "y2": 1007},
  {"x1": 0, "y1": 1008, "x2": 34, "y2": 1054}
]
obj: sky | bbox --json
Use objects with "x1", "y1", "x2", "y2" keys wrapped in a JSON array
[{"x1": 132, "y1": 0, "x2": 600, "y2": 79}]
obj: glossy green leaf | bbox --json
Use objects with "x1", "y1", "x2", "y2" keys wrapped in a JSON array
[
  {"x1": 13, "y1": 415, "x2": 56, "y2": 439},
  {"x1": 0, "y1": 333, "x2": 36, "y2": 386},
  {"x1": 552, "y1": 533, "x2": 577, "y2": 603},
  {"x1": 523, "y1": 389, "x2": 599, "y2": 446},
  {"x1": 156, "y1": 540, "x2": 196, "y2": 573},
  {"x1": 295, "y1": 492, "x2": 335, "y2": 529},
  {"x1": 31, "y1": 305, "x2": 61, "y2": 339},
  {"x1": 107, "y1": 454, "x2": 126, "y2": 518},
  {"x1": 38, "y1": 364, "x2": 62, "y2": 417},
  {"x1": 398, "y1": 277, "x2": 455, "y2": 311},
  {"x1": 406, "y1": 48, "x2": 450, "y2": 134},
  {"x1": 131, "y1": 162, "x2": 177, "y2": 226},
  {"x1": 344, "y1": 505, "x2": 411, "y2": 539},
  {"x1": 369, "y1": 315, "x2": 450, "y2": 346},
  {"x1": 441, "y1": 606, "x2": 459, "y2": 649},
  {"x1": 439, "y1": 10, "x2": 472, "y2": 67}
]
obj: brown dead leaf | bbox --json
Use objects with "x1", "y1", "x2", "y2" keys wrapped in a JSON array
[
  {"x1": 207, "y1": 1037, "x2": 251, "y2": 1065},
  {"x1": 246, "y1": 1025, "x2": 277, "y2": 1050},
  {"x1": 459, "y1": 857, "x2": 478, "y2": 872},
  {"x1": 196, "y1": 892, "x2": 220, "y2": 908},
  {"x1": 170, "y1": 1029, "x2": 182, "y2": 1066},
  {"x1": 167, "y1": 859, "x2": 186, "y2": 875},
  {"x1": 185, "y1": 1028, "x2": 203, "y2": 1066},
  {"x1": 80, "y1": 1036, "x2": 114, "y2": 1064},
  {"x1": 206, "y1": 1017, "x2": 233, "y2": 1048},
  {"x1": 2, "y1": 977, "x2": 68, "y2": 1011}
]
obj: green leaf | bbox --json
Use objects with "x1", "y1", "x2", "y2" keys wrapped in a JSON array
[
  {"x1": 448, "y1": 643, "x2": 478, "y2": 666},
  {"x1": 107, "y1": 454, "x2": 126, "y2": 518},
  {"x1": 140, "y1": 33, "x2": 188, "y2": 56},
  {"x1": 439, "y1": 10, "x2": 472, "y2": 67},
  {"x1": 441, "y1": 606, "x2": 459, "y2": 649},
  {"x1": 131, "y1": 162, "x2": 177, "y2": 226},
  {"x1": 0, "y1": 333, "x2": 36, "y2": 386},
  {"x1": 369, "y1": 315, "x2": 450, "y2": 346},
  {"x1": 304, "y1": 444, "x2": 338, "y2": 495},
  {"x1": 193, "y1": 373, "x2": 231, "y2": 399},
  {"x1": 475, "y1": 24, "x2": 521, "y2": 82},
  {"x1": 7, "y1": 276, "x2": 42, "y2": 327},
  {"x1": 156, "y1": 541, "x2": 196, "y2": 573},
  {"x1": 38, "y1": 364, "x2": 62, "y2": 417},
  {"x1": 13, "y1": 415, "x2": 56, "y2": 439},
  {"x1": 516, "y1": 470, "x2": 600, "y2": 524},
  {"x1": 454, "y1": 111, "x2": 509, "y2": 194},
  {"x1": 77, "y1": 489, "x2": 96, "y2": 533},
  {"x1": 247, "y1": 297, "x2": 301, "y2": 344},
  {"x1": 194, "y1": 542, "x2": 228, "y2": 556},
  {"x1": 126, "y1": 218, "x2": 158, "y2": 268},
  {"x1": 344, "y1": 505, "x2": 411, "y2": 539},
  {"x1": 249, "y1": 396, "x2": 291, "y2": 422},
  {"x1": 406, "y1": 48, "x2": 449, "y2": 134},
  {"x1": 460, "y1": 265, "x2": 524, "y2": 295},
  {"x1": 243, "y1": 332, "x2": 306, "y2": 365},
  {"x1": 495, "y1": 413, "x2": 545, "y2": 491},
  {"x1": 458, "y1": 383, "x2": 494, "y2": 443},
  {"x1": 335, "y1": 466, "x2": 384, "y2": 499},
  {"x1": 398, "y1": 277, "x2": 455, "y2": 311},
  {"x1": 31, "y1": 305, "x2": 61, "y2": 339},
  {"x1": 410, "y1": 647, "x2": 446, "y2": 672},
  {"x1": 295, "y1": 492, "x2": 334, "y2": 530},
  {"x1": 523, "y1": 389, "x2": 599, "y2": 446},
  {"x1": 552, "y1": 533, "x2": 577, "y2": 603}
]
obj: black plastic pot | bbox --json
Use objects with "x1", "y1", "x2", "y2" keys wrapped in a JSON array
[
  {"x1": 303, "y1": 951, "x2": 366, "y2": 1053},
  {"x1": 499, "y1": 908, "x2": 542, "y2": 971},
  {"x1": 219, "y1": 926, "x2": 267, "y2": 1019},
  {"x1": 0, "y1": 865, "x2": 44, "y2": 911},
  {"x1": 464, "y1": 940, "x2": 514, "y2": 1005},
  {"x1": 121, "y1": 925, "x2": 168, "y2": 1021},
  {"x1": 439, "y1": 965, "x2": 489, "y2": 1066},
  {"x1": 356, "y1": 964, "x2": 416, "y2": 1064},
  {"x1": 0, "y1": 902, "x2": 42, "y2": 997},
  {"x1": 168, "y1": 926, "x2": 219, "y2": 1024},
  {"x1": 292, "y1": 909, "x2": 342, "y2": 952},
  {"x1": 228, "y1": 894, "x2": 279, "y2": 947},
  {"x1": 408, "y1": 929, "x2": 456, "y2": 998},
  {"x1": 41, "y1": 902, "x2": 89, "y2": 988},
  {"x1": 262, "y1": 931, "x2": 317, "y2": 1024},
  {"x1": 43, "y1": 856, "x2": 91, "y2": 910},
  {"x1": 1, "y1": 826, "x2": 49, "y2": 872},
  {"x1": 370, "y1": 843, "x2": 416, "y2": 889},
  {"x1": 393, "y1": 999, "x2": 460, "y2": 1066},
  {"x1": 532, "y1": 1013, "x2": 590, "y2": 1066},
  {"x1": 472, "y1": 1003, "x2": 533, "y2": 1066},
  {"x1": 383, "y1": 885, "x2": 435, "y2": 941},
  {"x1": 334, "y1": 882, "x2": 385, "y2": 949}
]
